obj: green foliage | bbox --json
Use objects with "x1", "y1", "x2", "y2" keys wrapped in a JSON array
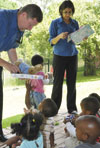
[
  {"x1": 16, "y1": 35, "x2": 35, "y2": 64},
  {"x1": 22, "y1": 1, "x2": 60, "y2": 60},
  {"x1": 0, "y1": 0, "x2": 17, "y2": 9},
  {"x1": 26, "y1": 0, "x2": 100, "y2": 75},
  {"x1": 74, "y1": 0, "x2": 100, "y2": 75},
  {"x1": 5, "y1": 77, "x2": 25, "y2": 86},
  {"x1": 77, "y1": 68, "x2": 100, "y2": 82}
]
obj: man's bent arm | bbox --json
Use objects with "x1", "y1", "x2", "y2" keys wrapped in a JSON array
[
  {"x1": 0, "y1": 48, "x2": 20, "y2": 73},
  {"x1": 7, "y1": 48, "x2": 18, "y2": 63}
]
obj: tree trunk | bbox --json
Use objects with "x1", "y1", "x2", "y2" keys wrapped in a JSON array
[{"x1": 84, "y1": 54, "x2": 96, "y2": 76}]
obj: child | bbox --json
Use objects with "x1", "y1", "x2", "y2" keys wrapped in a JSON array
[
  {"x1": 16, "y1": 54, "x2": 48, "y2": 109},
  {"x1": 28, "y1": 54, "x2": 47, "y2": 109},
  {"x1": 24, "y1": 81, "x2": 58, "y2": 117},
  {"x1": 89, "y1": 93, "x2": 100, "y2": 103},
  {"x1": 64, "y1": 96, "x2": 100, "y2": 148},
  {"x1": 88, "y1": 93, "x2": 100, "y2": 118},
  {"x1": 3, "y1": 98, "x2": 58, "y2": 148},
  {"x1": 24, "y1": 97, "x2": 58, "y2": 118},
  {"x1": 5, "y1": 113, "x2": 43, "y2": 148},
  {"x1": 80, "y1": 96, "x2": 100, "y2": 116},
  {"x1": 75, "y1": 115, "x2": 100, "y2": 148}
]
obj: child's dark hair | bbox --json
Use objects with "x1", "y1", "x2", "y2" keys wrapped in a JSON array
[
  {"x1": 31, "y1": 54, "x2": 44, "y2": 66},
  {"x1": 76, "y1": 115, "x2": 100, "y2": 143},
  {"x1": 89, "y1": 93, "x2": 100, "y2": 103},
  {"x1": 59, "y1": 0, "x2": 75, "y2": 16},
  {"x1": 41, "y1": 98, "x2": 58, "y2": 117},
  {"x1": 80, "y1": 96, "x2": 100, "y2": 115},
  {"x1": 11, "y1": 113, "x2": 43, "y2": 141}
]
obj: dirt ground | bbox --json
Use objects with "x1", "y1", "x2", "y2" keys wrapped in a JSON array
[{"x1": 3, "y1": 80, "x2": 100, "y2": 119}]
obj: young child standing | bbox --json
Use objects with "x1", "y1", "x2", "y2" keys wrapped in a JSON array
[
  {"x1": 11, "y1": 113, "x2": 43, "y2": 148},
  {"x1": 75, "y1": 115, "x2": 100, "y2": 148},
  {"x1": 16, "y1": 54, "x2": 48, "y2": 109},
  {"x1": 29, "y1": 54, "x2": 47, "y2": 109}
]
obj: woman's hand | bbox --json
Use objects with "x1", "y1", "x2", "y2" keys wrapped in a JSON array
[{"x1": 59, "y1": 32, "x2": 68, "y2": 39}]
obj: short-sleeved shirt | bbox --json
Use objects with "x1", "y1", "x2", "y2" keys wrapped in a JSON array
[
  {"x1": 75, "y1": 143, "x2": 100, "y2": 148},
  {"x1": 20, "y1": 132, "x2": 43, "y2": 148},
  {"x1": 49, "y1": 17, "x2": 79, "y2": 56},
  {"x1": 0, "y1": 9, "x2": 24, "y2": 52}
]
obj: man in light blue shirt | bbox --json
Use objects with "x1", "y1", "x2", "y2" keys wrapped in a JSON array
[{"x1": 0, "y1": 4, "x2": 43, "y2": 142}]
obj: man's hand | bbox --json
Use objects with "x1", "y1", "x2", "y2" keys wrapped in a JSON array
[
  {"x1": 0, "y1": 58, "x2": 20, "y2": 73},
  {"x1": 4, "y1": 62, "x2": 20, "y2": 73}
]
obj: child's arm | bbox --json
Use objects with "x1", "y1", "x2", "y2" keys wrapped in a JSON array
[
  {"x1": 1, "y1": 135, "x2": 21, "y2": 146},
  {"x1": 65, "y1": 122, "x2": 76, "y2": 137},
  {"x1": 25, "y1": 81, "x2": 31, "y2": 109}
]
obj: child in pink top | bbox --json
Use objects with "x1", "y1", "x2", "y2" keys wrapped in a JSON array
[
  {"x1": 16, "y1": 54, "x2": 47, "y2": 109},
  {"x1": 29, "y1": 55, "x2": 46, "y2": 109}
]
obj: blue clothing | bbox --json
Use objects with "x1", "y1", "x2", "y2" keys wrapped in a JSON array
[
  {"x1": 49, "y1": 17, "x2": 79, "y2": 56},
  {"x1": 19, "y1": 62, "x2": 30, "y2": 74},
  {"x1": 0, "y1": 9, "x2": 24, "y2": 52},
  {"x1": 30, "y1": 91, "x2": 46, "y2": 108},
  {"x1": 20, "y1": 132, "x2": 43, "y2": 148}
]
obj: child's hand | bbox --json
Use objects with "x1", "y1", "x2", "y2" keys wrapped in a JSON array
[
  {"x1": 45, "y1": 74, "x2": 48, "y2": 79},
  {"x1": 24, "y1": 108, "x2": 30, "y2": 114},
  {"x1": 63, "y1": 114, "x2": 76, "y2": 124},
  {"x1": 63, "y1": 118, "x2": 70, "y2": 124},
  {"x1": 25, "y1": 80, "x2": 31, "y2": 90}
]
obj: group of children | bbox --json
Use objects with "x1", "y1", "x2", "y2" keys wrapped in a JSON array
[
  {"x1": 64, "y1": 93, "x2": 100, "y2": 148},
  {"x1": 1, "y1": 54, "x2": 100, "y2": 148}
]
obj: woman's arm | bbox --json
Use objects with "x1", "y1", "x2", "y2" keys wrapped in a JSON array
[
  {"x1": 49, "y1": 20, "x2": 68, "y2": 45},
  {"x1": 51, "y1": 32, "x2": 68, "y2": 45}
]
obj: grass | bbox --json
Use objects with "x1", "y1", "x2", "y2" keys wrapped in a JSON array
[
  {"x1": 77, "y1": 67, "x2": 100, "y2": 83},
  {"x1": 2, "y1": 114, "x2": 23, "y2": 128}
]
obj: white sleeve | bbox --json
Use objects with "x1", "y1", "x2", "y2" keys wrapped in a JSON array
[
  {"x1": 43, "y1": 79, "x2": 50, "y2": 84},
  {"x1": 65, "y1": 122, "x2": 76, "y2": 137}
]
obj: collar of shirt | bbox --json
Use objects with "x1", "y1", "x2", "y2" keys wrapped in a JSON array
[{"x1": 58, "y1": 17, "x2": 76, "y2": 25}]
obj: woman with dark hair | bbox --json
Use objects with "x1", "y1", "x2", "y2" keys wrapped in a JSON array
[{"x1": 49, "y1": 0, "x2": 79, "y2": 114}]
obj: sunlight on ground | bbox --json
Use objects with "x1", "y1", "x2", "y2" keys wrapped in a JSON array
[{"x1": 3, "y1": 80, "x2": 100, "y2": 119}]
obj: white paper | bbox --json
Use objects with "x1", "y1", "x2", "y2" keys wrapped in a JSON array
[
  {"x1": 68, "y1": 24, "x2": 94, "y2": 44},
  {"x1": 11, "y1": 73, "x2": 43, "y2": 79}
]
